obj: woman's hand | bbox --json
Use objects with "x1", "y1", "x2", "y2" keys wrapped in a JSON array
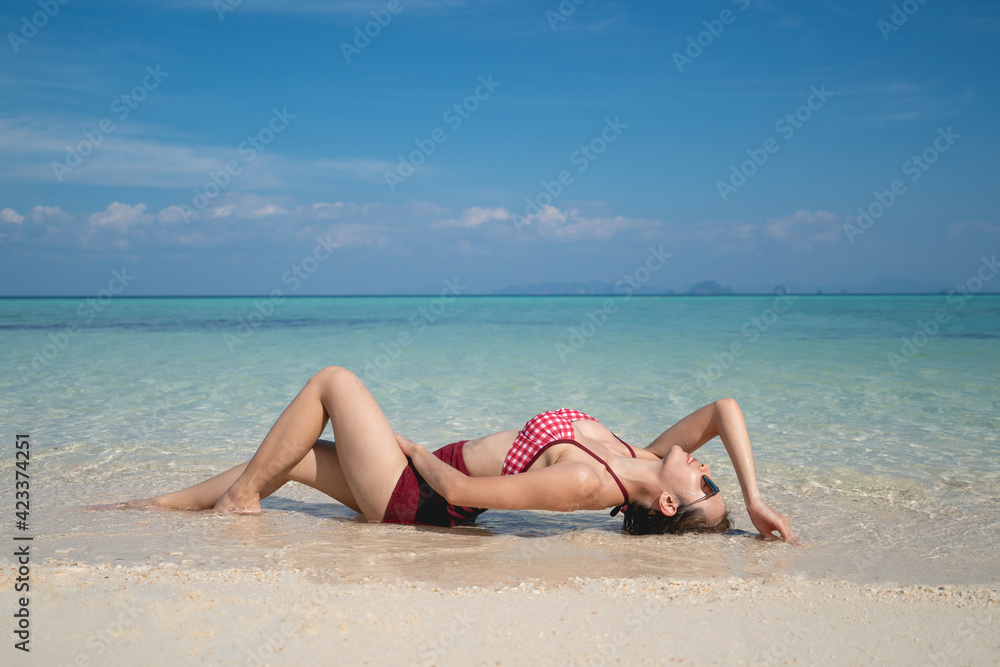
[
  {"x1": 395, "y1": 435, "x2": 466, "y2": 503},
  {"x1": 395, "y1": 433, "x2": 422, "y2": 458},
  {"x1": 747, "y1": 499, "x2": 800, "y2": 545},
  {"x1": 648, "y1": 399, "x2": 802, "y2": 545}
]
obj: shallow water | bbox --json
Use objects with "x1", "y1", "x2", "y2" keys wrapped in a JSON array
[{"x1": 2, "y1": 295, "x2": 998, "y2": 585}]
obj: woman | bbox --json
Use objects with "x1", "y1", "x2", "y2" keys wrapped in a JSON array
[{"x1": 133, "y1": 366, "x2": 797, "y2": 542}]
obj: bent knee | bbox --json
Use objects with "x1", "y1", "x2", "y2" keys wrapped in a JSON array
[
  {"x1": 311, "y1": 365, "x2": 352, "y2": 382},
  {"x1": 714, "y1": 397, "x2": 740, "y2": 412},
  {"x1": 309, "y1": 365, "x2": 362, "y2": 391}
]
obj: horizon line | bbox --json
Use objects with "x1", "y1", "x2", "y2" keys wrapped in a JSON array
[{"x1": 2, "y1": 292, "x2": 995, "y2": 299}]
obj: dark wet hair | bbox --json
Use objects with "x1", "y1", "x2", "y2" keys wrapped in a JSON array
[{"x1": 621, "y1": 501, "x2": 732, "y2": 536}]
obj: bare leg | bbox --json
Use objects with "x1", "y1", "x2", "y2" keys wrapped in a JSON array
[
  {"x1": 140, "y1": 462, "x2": 254, "y2": 510},
  {"x1": 279, "y1": 440, "x2": 363, "y2": 514},
  {"x1": 136, "y1": 439, "x2": 363, "y2": 513},
  {"x1": 96, "y1": 462, "x2": 288, "y2": 511},
  {"x1": 214, "y1": 366, "x2": 408, "y2": 521},
  {"x1": 85, "y1": 463, "x2": 263, "y2": 511}
]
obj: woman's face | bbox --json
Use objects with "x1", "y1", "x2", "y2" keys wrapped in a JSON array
[{"x1": 660, "y1": 445, "x2": 726, "y2": 522}]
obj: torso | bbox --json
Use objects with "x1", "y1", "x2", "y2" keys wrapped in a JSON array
[{"x1": 459, "y1": 414, "x2": 660, "y2": 507}]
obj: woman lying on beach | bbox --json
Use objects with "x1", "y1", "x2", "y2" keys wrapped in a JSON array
[{"x1": 128, "y1": 366, "x2": 797, "y2": 542}]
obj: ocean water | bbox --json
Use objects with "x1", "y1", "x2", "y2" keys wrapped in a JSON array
[{"x1": 1, "y1": 294, "x2": 998, "y2": 586}]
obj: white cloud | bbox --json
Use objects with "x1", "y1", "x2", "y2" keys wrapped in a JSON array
[
  {"x1": 0, "y1": 115, "x2": 392, "y2": 190},
  {"x1": 157, "y1": 205, "x2": 192, "y2": 225},
  {"x1": 152, "y1": 193, "x2": 443, "y2": 238},
  {"x1": 692, "y1": 222, "x2": 739, "y2": 243},
  {"x1": 0, "y1": 116, "x2": 219, "y2": 187},
  {"x1": 251, "y1": 204, "x2": 290, "y2": 218},
  {"x1": 324, "y1": 223, "x2": 389, "y2": 248},
  {"x1": 431, "y1": 204, "x2": 660, "y2": 241},
  {"x1": 762, "y1": 210, "x2": 840, "y2": 249},
  {"x1": 687, "y1": 211, "x2": 843, "y2": 251},
  {"x1": 151, "y1": 192, "x2": 413, "y2": 249},
  {"x1": 764, "y1": 209, "x2": 835, "y2": 238},
  {"x1": 534, "y1": 205, "x2": 566, "y2": 225},
  {"x1": 209, "y1": 205, "x2": 237, "y2": 218},
  {"x1": 530, "y1": 206, "x2": 660, "y2": 241},
  {"x1": 87, "y1": 202, "x2": 153, "y2": 233},
  {"x1": 28, "y1": 205, "x2": 71, "y2": 224},
  {"x1": 13, "y1": 196, "x2": 661, "y2": 252},
  {"x1": 307, "y1": 202, "x2": 348, "y2": 219},
  {"x1": 0, "y1": 205, "x2": 71, "y2": 246},
  {"x1": 433, "y1": 206, "x2": 511, "y2": 228},
  {"x1": 1, "y1": 207, "x2": 24, "y2": 224}
]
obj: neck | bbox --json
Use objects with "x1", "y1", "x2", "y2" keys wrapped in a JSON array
[{"x1": 609, "y1": 457, "x2": 663, "y2": 507}]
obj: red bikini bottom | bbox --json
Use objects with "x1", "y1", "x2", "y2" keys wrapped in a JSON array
[{"x1": 381, "y1": 440, "x2": 487, "y2": 527}]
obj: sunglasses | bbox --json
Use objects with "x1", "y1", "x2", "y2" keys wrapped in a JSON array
[
  {"x1": 609, "y1": 474, "x2": 720, "y2": 518},
  {"x1": 688, "y1": 475, "x2": 720, "y2": 507}
]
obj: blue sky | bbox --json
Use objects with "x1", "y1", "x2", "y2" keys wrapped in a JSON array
[{"x1": 1, "y1": 0, "x2": 998, "y2": 295}]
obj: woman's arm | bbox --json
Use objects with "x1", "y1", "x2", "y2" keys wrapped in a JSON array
[
  {"x1": 646, "y1": 399, "x2": 798, "y2": 544},
  {"x1": 397, "y1": 435, "x2": 603, "y2": 512}
]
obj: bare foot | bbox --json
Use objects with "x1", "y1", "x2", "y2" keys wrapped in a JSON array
[{"x1": 212, "y1": 488, "x2": 262, "y2": 514}]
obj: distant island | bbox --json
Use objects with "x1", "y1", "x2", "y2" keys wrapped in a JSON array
[
  {"x1": 492, "y1": 281, "x2": 673, "y2": 296},
  {"x1": 492, "y1": 279, "x2": 735, "y2": 296},
  {"x1": 684, "y1": 280, "x2": 733, "y2": 296},
  {"x1": 489, "y1": 275, "x2": 998, "y2": 296}
]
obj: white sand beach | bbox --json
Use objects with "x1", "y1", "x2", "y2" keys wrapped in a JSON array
[{"x1": 11, "y1": 562, "x2": 997, "y2": 666}]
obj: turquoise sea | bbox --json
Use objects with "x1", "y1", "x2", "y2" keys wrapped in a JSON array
[{"x1": 1, "y1": 294, "x2": 998, "y2": 586}]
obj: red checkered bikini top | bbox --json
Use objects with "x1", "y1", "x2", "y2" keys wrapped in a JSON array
[{"x1": 502, "y1": 409, "x2": 636, "y2": 506}]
